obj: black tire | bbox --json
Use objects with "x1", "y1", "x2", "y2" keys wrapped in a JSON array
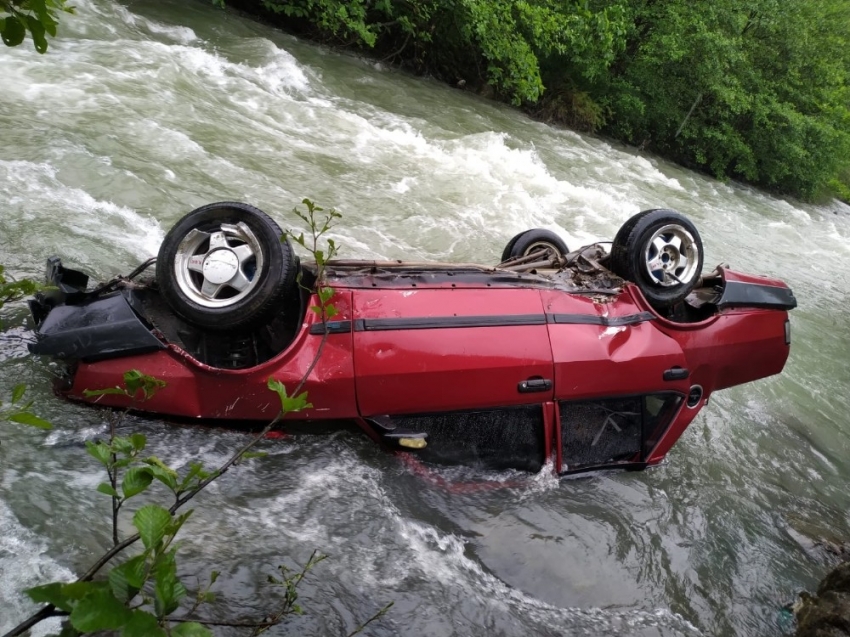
[
  {"x1": 501, "y1": 229, "x2": 569, "y2": 261},
  {"x1": 500, "y1": 230, "x2": 529, "y2": 263},
  {"x1": 609, "y1": 209, "x2": 704, "y2": 308},
  {"x1": 156, "y1": 202, "x2": 297, "y2": 331}
]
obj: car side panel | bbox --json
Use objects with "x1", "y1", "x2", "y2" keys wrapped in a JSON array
[
  {"x1": 540, "y1": 290, "x2": 691, "y2": 399},
  {"x1": 352, "y1": 288, "x2": 554, "y2": 416},
  {"x1": 67, "y1": 291, "x2": 359, "y2": 421}
]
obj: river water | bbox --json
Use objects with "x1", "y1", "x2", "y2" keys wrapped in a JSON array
[{"x1": 1, "y1": 1, "x2": 849, "y2": 635}]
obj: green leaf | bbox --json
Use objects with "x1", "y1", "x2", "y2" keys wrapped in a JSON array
[
  {"x1": 287, "y1": 390, "x2": 313, "y2": 413},
  {"x1": 153, "y1": 551, "x2": 187, "y2": 617},
  {"x1": 97, "y1": 482, "x2": 119, "y2": 498},
  {"x1": 130, "y1": 433, "x2": 147, "y2": 451},
  {"x1": 26, "y1": 581, "x2": 109, "y2": 613},
  {"x1": 86, "y1": 440, "x2": 112, "y2": 466},
  {"x1": 83, "y1": 386, "x2": 129, "y2": 398},
  {"x1": 122, "y1": 610, "x2": 165, "y2": 637},
  {"x1": 1, "y1": 15, "x2": 26, "y2": 47},
  {"x1": 112, "y1": 436, "x2": 135, "y2": 455},
  {"x1": 41, "y1": 11, "x2": 58, "y2": 37},
  {"x1": 11, "y1": 383, "x2": 25, "y2": 404},
  {"x1": 69, "y1": 587, "x2": 132, "y2": 632},
  {"x1": 123, "y1": 369, "x2": 166, "y2": 400},
  {"x1": 171, "y1": 622, "x2": 213, "y2": 637},
  {"x1": 241, "y1": 451, "x2": 268, "y2": 460},
  {"x1": 109, "y1": 554, "x2": 148, "y2": 603},
  {"x1": 177, "y1": 462, "x2": 210, "y2": 492},
  {"x1": 318, "y1": 286, "x2": 334, "y2": 304},
  {"x1": 25, "y1": 582, "x2": 73, "y2": 612},
  {"x1": 147, "y1": 463, "x2": 178, "y2": 492},
  {"x1": 123, "y1": 369, "x2": 144, "y2": 393},
  {"x1": 26, "y1": 14, "x2": 47, "y2": 53},
  {"x1": 122, "y1": 467, "x2": 153, "y2": 499},
  {"x1": 8, "y1": 411, "x2": 52, "y2": 429},
  {"x1": 166, "y1": 510, "x2": 193, "y2": 537},
  {"x1": 29, "y1": 0, "x2": 49, "y2": 20},
  {"x1": 133, "y1": 504, "x2": 172, "y2": 550},
  {"x1": 267, "y1": 377, "x2": 288, "y2": 402}
]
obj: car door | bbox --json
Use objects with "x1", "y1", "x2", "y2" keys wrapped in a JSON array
[
  {"x1": 352, "y1": 286, "x2": 554, "y2": 471},
  {"x1": 541, "y1": 288, "x2": 690, "y2": 473}
]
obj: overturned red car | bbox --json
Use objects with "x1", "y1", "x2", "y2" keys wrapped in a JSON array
[{"x1": 28, "y1": 203, "x2": 795, "y2": 474}]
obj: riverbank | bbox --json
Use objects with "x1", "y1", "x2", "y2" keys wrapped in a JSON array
[
  {"x1": 215, "y1": 0, "x2": 850, "y2": 204},
  {"x1": 796, "y1": 561, "x2": 850, "y2": 637}
]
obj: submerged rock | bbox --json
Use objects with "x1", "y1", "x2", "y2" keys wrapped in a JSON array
[{"x1": 795, "y1": 561, "x2": 850, "y2": 637}]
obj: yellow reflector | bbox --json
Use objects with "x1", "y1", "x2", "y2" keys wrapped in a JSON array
[{"x1": 398, "y1": 437, "x2": 427, "y2": 449}]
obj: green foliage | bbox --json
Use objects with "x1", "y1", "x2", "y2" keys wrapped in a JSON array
[
  {"x1": 590, "y1": 0, "x2": 850, "y2": 200},
  {"x1": 0, "y1": 264, "x2": 40, "y2": 307},
  {"x1": 234, "y1": 0, "x2": 850, "y2": 200},
  {"x1": 0, "y1": 266, "x2": 46, "y2": 434},
  {"x1": 84, "y1": 369, "x2": 166, "y2": 401},
  {"x1": 267, "y1": 377, "x2": 313, "y2": 413},
  {"x1": 255, "y1": 0, "x2": 625, "y2": 104},
  {"x1": 2, "y1": 381, "x2": 52, "y2": 429},
  {"x1": 13, "y1": 370, "x2": 336, "y2": 636},
  {"x1": 0, "y1": 266, "x2": 51, "y2": 432},
  {"x1": 287, "y1": 198, "x2": 342, "y2": 324},
  {"x1": 0, "y1": 0, "x2": 73, "y2": 53},
  {"x1": 24, "y1": 503, "x2": 205, "y2": 636}
]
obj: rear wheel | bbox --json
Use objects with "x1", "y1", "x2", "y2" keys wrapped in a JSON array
[
  {"x1": 501, "y1": 229, "x2": 569, "y2": 262},
  {"x1": 156, "y1": 202, "x2": 297, "y2": 331},
  {"x1": 609, "y1": 209, "x2": 703, "y2": 308}
]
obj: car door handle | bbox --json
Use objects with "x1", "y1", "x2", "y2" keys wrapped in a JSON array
[
  {"x1": 663, "y1": 367, "x2": 690, "y2": 381},
  {"x1": 518, "y1": 378, "x2": 552, "y2": 393}
]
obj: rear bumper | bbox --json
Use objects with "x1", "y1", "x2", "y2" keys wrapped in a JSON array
[{"x1": 29, "y1": 290, "x2": 164, "y2": 361}]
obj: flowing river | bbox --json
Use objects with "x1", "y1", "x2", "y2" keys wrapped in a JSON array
[{"x1": 1, "y1": 1, "x2": 849, "y2": 635}]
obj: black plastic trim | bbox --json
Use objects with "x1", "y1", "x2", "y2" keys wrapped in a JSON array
[
  {"x1": 718, "y1": 281, "x2": 797, "y2": 310},
  {"x1": 560, "y1": 461, "x2": 650, "y2": 476},
  {"x1": 518, "y1": 378, "x2": 552, "y2": 393},
  {"x1": 309, "y1": 320, "x2": 353, "y2": 335},
  {"x1": 663, "y1": 367, "x2": 690, "y2": 381},
  {"x1": 547, "y1": 312, "x2": 655, "y2": 326},
  {"x1": 353, "y1": 314, "x2": 546, "y2": 331}
]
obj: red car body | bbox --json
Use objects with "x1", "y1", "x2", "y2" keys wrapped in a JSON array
[{"x1": 31, "y1": 259, "x2": 794, "y2": 475}]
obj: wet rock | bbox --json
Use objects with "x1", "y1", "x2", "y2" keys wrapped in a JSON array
[{"x1": 795, "y1": 562, "x2": 850, "y2": 637}]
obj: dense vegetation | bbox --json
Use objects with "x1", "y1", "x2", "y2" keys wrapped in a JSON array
[
  {"x1": 223, "y1": 0, "x2": 850, "y2": 202},
  {"x1": 3, "y1": 0, "x2": 849, "y2": 200}
]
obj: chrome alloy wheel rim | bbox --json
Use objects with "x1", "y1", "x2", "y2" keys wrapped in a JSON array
[
  {"x1": 173, "y1": 222, "x2": 264, "y2": 308},
  {"x1": 643, "y1": 224, "x2": 700, "y2": 287}
]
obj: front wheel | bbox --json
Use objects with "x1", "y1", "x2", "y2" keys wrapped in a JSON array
[
  {"x1": 156, "y1": 202, "x2": 297, "y2": 331},
  {"x1": 609, "y1": 209, "x2": 704, "y2": 308}
]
